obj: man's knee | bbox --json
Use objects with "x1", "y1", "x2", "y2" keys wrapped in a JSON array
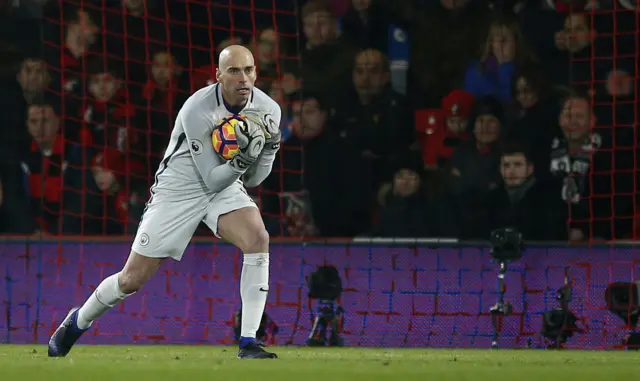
[
  {"x1": 232, "y1": 226, "x2": 269, "y2": 253},
  {"x1": 218, "y1": 208, "x2": 270, "y2": 253},
  {"x1": 118, "y1": 251, "x2": 163, "y2": 294},
  {"x1": 246, "y1": 228, "x2": 270, "y2": 253}
]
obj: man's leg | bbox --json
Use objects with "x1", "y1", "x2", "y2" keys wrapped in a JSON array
[
  {"x1": 48, "y1": 252, "x2": 164, "y2": 357},
  {"x1": 216, "y1": 207, "x2": 275, "y2": 359},
  {"x1": 76, "y1": 252, "x2": 164, "y2": 328}
]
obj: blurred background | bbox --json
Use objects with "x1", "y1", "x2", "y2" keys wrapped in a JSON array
[{"x1": 0, "y1": 0, "x2": 638, "y2": 243}]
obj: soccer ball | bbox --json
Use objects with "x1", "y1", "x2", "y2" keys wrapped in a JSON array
[{"x1": 212, "y1": 114, "x2": 245, "y2": 160}]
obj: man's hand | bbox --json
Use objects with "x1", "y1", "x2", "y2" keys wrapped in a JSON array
[
  {"x1": 230, "y1": 117, "x2": 265, "y2": 171},
  {"x1": 242, "y1": 108, "x2": 281, "y2": 151}
]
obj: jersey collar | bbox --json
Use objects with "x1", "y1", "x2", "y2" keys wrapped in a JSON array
[{"x1": 215, "y1": 83, "x2": 254, "y2": 114}]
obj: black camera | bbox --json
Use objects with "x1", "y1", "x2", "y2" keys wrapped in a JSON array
[
  {"x1": 307, "y1": 265, "x2": 343, "y2": 301},
  {"x1": 605, "y1": 281, "x2": 640, "y2": 349},
  {"x1": 306, "y1": 266, "x2": 344, "y2": 347},
  {"x1": 489, "y1": 227, "x2": 524, "y2": 263},
  {"x1": 541, "y1": 277, "x2": 582, "y2": 348}
]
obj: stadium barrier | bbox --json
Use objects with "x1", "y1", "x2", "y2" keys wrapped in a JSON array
[{"x1": 2, "y1": 237, "x2": 639, "y2": 349}]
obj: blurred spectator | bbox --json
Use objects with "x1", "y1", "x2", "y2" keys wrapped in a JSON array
[
  {"x1": 386, "y1": 0, "x2": 492, "y2": 107},
  {"x1": 139, "y1": 50, "x2": 188, "y2": 168},
  {"x1": 340, "y1": 0, "x2": 390, "y2": 53},
  {"x1": 449, "y1": 95, "x2": 504, "y2": 200},
  {"x1": 300, "y1": 0, "x2": 356, "y2": 97},
  {"x1": 416, "y1": 89, "x2": 475, "y2": 170},
  {"x1": 21, "y1": 100, "x2": 78, "y2": 233},
  {"x1": 506, "y1": 65, "x2": 560, "y2": 180},
  {"x1": 464, "y1": 17, "x2": 535, "y2": 102},
  {"x1": 262, "y1": 94, "x2": 330, "y2": 234},
  {"x1": 331, "y1": 48, "x2": 414, "y2": 186},
  {"x1": 75, "y1": 56, "x2": 141, "y2": 157},
  {"x1": 44, "y1": 6, "x2": 101, "y2": 100},
  {"x1": 543, "y1": 13, "x2": 616, "y2": 91},
  {"x1": 265, "y1": 92, "x2": 371, "y2": 236},
  {"x1": 548, "y1": 93, "x2": 613, "y2": 241},
  {"x1": 17, "y1": 53, "x2": 52, "y2": 105},
  {"x1": 477, "y1": 143, "x2": 566, "y2": 240},
  {"x1": 373, "y1": 155, "x2": 457, "y2": 238},
  {"x1": 251, "y1": 28, "x2": 297, "y2": 94},
  {"x1": 104, "y1": 0, "x2": 173, "y2": 80},
  {"x1": 281, "y1": 191, "x2": 320, "y2": 237},
  {"x1": 0, "y1": 51, "x2": 52, "y2": 161},
  {"x1": 61, "y1": 148, "x2": 145, "y2": 235}
]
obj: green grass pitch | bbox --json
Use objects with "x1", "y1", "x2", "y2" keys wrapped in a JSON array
[{"x1": 1, "y1": 345, "x2": 638, "y2": 380}]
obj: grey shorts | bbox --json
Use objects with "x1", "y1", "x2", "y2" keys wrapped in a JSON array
[{"x1": 131, "y1": 182, "x2": 257, "y2": 260}]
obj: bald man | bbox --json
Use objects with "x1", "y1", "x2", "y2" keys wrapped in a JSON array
[{"x1": 48, "y1": 45, "x2": 281, "y2": 359}]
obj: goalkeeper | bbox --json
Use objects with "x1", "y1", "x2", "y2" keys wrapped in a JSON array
[{"x1": 48, "y1": 45, "x2": 281, "y2": 359}]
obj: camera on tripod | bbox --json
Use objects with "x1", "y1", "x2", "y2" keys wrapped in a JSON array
[
  {"x1": 488, "y1": 227, "x2": 524, "y2": 348},
  {"x1": 306, "y1": 265, "x2": 344, "y2": 347},
  {"x1": 541, "y1": 270, "x2": 582, "y2": 348},
  {"x1": 605, "y1": 281, "x2": 640, "y2": 349}
]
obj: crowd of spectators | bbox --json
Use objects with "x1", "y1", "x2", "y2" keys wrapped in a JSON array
[{"x1": 0, "y1": 0, "x2": 638, "y2": 243}]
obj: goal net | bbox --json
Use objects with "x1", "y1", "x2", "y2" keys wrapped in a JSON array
[{"x1": 1, "y1": 0, "x2": 639, "y2": 349}]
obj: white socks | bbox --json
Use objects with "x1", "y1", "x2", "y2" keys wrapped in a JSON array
[
  {"x1": 74, "y1": 254, "x2": 269, "y2": 336},
  {"x1": 240, "y1": 253, "x2": 270, "y2": 338},
  {"x1": 76, "y1": 272, "x2": 132, "y2": 330}
]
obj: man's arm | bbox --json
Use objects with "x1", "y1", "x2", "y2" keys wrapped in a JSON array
[
  {"x1": 242, "y1": 107, "x2": 282, "y2": 188},
  {"x1": 243, "y1": 149, "x2": 277, "y2": 188},
  {"x1": 181, "y1": 105, "x2": 247, "y2": 193}
]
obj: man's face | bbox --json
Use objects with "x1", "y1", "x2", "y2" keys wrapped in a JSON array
[
  {"x1": 93, "y1": 166, "x2": 117, "y2": 192},
  {"x1": 393, "y1": 169, "x2": 420, "y2": 197},
  {"x1": 257, "y1": 29, "x2": 277, "y2": 63},
  {"x1": 560, "y1": 98, "x2": 593, "y2": 141},
  {"x1": 68, "y1": 10, "x2": 98, "y2": 48},
  {"x1": 353, "y1": 50, "x2": 388, "y2": 100},
  {"x1": 514, "y1": 77, "x2": 538, "y2": 109},
  {"x1": 446, "y1": 116, "x2": 467, "y2": 134},
  {"x1": 303, "y1": 11, "x2": 335, "y2": 48},
  {"x1": 501, "y1": 154, "x2": 532, "y2": 187},
  {"x1": 152, "y1": 52, "x2": 177, "y2": 86},
  {"x1": 17, "y1": 59, "x2": 50, "y2": 93},
  {"x1": 563, "y1": 14, "x2": 592, "y2": 53},
  {"x1": 474, "y1": 115, "x2": 501, "y2": 144},
  {"x1": 27, "y1": 105, "x2": 59, "y2": 141},
  {"x1": 89, "y1": 73, "x2": 119, "y2": 101},
  {"x1": 216, "y1": 51, "x2": 257, "y2": 105},
  {"x1": 296, "y1": 98, "x2": 326, "y2": 140}
]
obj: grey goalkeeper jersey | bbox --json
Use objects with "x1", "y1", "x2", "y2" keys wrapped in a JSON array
[{"x1": 149, "y1": 83, "x2": 281, "y2": 201}]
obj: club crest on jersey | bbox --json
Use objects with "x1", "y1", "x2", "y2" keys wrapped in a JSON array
[
  {"x1": 190, "y1": 139, "x2": 203, "y2": 155},
  {"x1": 139, "y1": 233, "x2": 150, "y2": 246}
]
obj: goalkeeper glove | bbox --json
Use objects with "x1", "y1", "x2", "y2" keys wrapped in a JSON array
[
  {"x1": 242, "y1": 108, "x2": 281, "y2": 152},
  {"x1": 229, "y1": 116, "x2": 265, "y2": 171}
]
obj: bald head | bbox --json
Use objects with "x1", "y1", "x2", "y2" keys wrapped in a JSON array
[
  {"x1": 216, "y1": 45, "x2": 257, "y2": 106},
  {"x1": 218, "y1": 45, "x2": 254, "y2": 70}
]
